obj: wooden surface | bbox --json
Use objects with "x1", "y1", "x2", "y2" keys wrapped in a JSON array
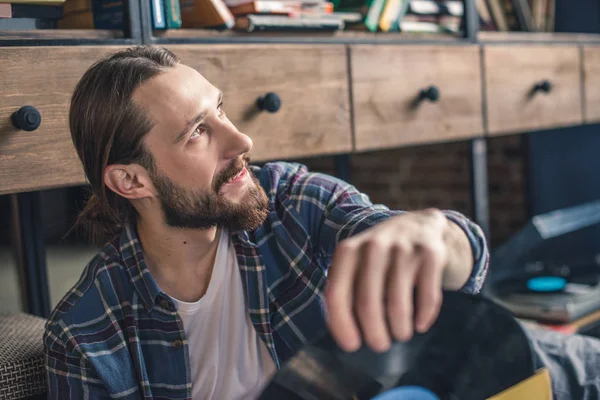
[
  {"x1": 167, "y1": 44, "x2": 352, "y2": 161},
  {"x1": 583, "y1": 46, "x2": 600, "y2": 124},
  {"x1": 350, "y1": 45, "x2": 483, "y2": 151},
  {"x1": 0, "y1": 29, "x2": 123, "y2": 40},
  {"x1": 154, "y1": 29, "x2": 460, "y2": 42},
  {"x1": 484, "y1": 45, "x2": 583, "y2": 136},
  {"x1": 0, "y1": 46, "x2": 125, "y2": 195},
  {"x1": 479, "y1": 32, "x2": 600, "y2": 44}
]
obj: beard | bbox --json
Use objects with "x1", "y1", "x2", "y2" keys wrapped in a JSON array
[{"x1": 148, "y1": 155, "x2": 269, "y2": 232}]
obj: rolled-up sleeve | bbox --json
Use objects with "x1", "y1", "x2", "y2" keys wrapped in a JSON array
[{"x1": 269, "y1": 162, "x2": 490, "y2": 294}]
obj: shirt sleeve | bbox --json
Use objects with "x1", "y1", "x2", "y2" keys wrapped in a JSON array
[
  {"x1": 44, "y1": 322, "x2": 111, "y2": 399},
  {"x1": 273, "y1": 162, "x2": 489, "y2": 294}
]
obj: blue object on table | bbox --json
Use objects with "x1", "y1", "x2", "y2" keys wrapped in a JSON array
[
  {"x1": 371, "y1": 386, "x2": 440, "y2": 400},
  {"x1": 527, "y1": 276, "x2": 567, "y2": 292}
]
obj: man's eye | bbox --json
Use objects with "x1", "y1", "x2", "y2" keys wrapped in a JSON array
[{"x1": 191, "y1": 126, "x2": 204, "y2": 139}]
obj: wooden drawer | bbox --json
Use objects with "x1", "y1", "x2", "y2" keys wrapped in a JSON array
[
  {"x1": 350, "y1": 45, "x2": 483, "y2": 152},
  {"x1": 167, "y1": 45, "x2": 352, "y2": 162},
  {"x1": 484, "y1": 45, "x2": 583, "y2": 135},
  {"x1": 583, "y1": 46, "x2": 600, "y2": 124},
  {"x1": 0, "y1": 46, "x2": 126, "y2": 195}
]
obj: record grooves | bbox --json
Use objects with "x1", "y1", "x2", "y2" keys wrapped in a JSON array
[{"x1": 258, "y1": 291, "x2": 543, "y2": 400}]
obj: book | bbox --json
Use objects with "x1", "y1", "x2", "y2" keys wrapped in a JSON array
[
  {"x1": 364, "y1": 0, "x2": 385, "y2": 32},
  {"x1": 10, "y1": 3, "x2": 64, "y2": 19},
  {"x1": 486, "y1": 0, "x2": 508, "y2": 30},
  {"x1": 476, "y1": 0, "x2": 497, "y2": 31},
  {"x1": 150, "y1": 0, "x2": 166, "y2": 28},
  {"x1": 227, "y1": 0, "x2": 300, "y2": 16},
  {"x1": 181, "y1": 0, "x2": 235, "y2": 29},
  {"x1": 378, "y1": 0, "x2": 409, "y2": 32},
  {"x1": 0, "y1": 3, "x2": 10, "y2": 17},
  {"x1": 58, "y1": 0, "x2": 123, "y2": 29},
  {"x1": 164, "y1": 0, "x2": 182, "y2": 28},
  {"x1": 0, "y1": 16, "x2": 56, "y2": 28},
  {"x1": 408, "y1": 0, "x2": 463, "y2": 17},
  {"x1": 234, "y1": 13, "x2": 343, "y2": 31},
  {"x1": 512, "y1": 0, "x2": 534, "y2": 31}
]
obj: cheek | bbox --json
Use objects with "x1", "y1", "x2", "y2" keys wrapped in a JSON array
[{"x1": 168, "y1": 152, "x2": 216, "y2": 189}]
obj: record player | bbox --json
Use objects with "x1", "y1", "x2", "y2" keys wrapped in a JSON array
[
  {"x1": 258, "y1": 291, "x2": 553, "y2": 400},
  {"x1": 486, "y1": 200, "x2": 600, "y2": 324}
]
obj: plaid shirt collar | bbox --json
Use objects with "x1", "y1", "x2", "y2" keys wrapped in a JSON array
[{"x1": 118, "y1": 223, "x2": 259, "y2": 313}]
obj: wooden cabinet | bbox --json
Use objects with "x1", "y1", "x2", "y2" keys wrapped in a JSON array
[
  {"x1": 583, "y1": 46, "x2": 600, "y2": 124},
  {"x1": 484, "y1": 45, "x2": 583, "y2": 135},
  {"x1": 1, "y1": 38, "x2": 599, "y2": 195},
  {"x1": 167, "y1": 44, "x2": 352, "y2": 162},
  {"x1": 0, "y1": 46, "x2": 126, "y2": 195},
  {"x1": 350, "y1": 45, "x2": 484, "y2": 152}
]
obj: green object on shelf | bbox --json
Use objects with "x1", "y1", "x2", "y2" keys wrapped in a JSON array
[{"x1": 164, "y1": 0, "x2": 182, "y2": 29}]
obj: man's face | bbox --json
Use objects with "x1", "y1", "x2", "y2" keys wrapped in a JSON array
[{"x1": 131, "y1": 63, "x2": 268, "y2": 231}]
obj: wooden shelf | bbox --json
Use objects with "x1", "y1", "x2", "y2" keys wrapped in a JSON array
[
  {"x1": 478, "y1": 31, "x2": 600, "y2": 44},
  {"x1": 0, "y1": 29, "x2": 124, "y2": 40},
  {"x1": 151, "y1": 29, "x2": 463, "y2": 44}
]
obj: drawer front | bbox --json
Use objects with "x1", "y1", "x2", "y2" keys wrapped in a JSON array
[
  {"x1": 584, "y1": 46, "x2": 600, "y2": 124},
  {"x1": 484, "y1": 45, "x2": 583, "y2": 135},
  {"x1": 0, "y1": 46, "x2": 126, "y2": 195},
  {"x1": 167, "y1": 45, "x2": 352, "y2": 162},
  {"x1": 350, "y1": 45, "x2": 483, "y2": 152}
]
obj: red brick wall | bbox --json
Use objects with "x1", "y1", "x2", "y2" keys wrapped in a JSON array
[{"x1": 291, "y1": 134, "x2": 528, "y2": 249}]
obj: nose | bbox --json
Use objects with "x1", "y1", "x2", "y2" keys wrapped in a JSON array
[{"x1": 221, "y1": 122, "x2": 253, "y2": 160}]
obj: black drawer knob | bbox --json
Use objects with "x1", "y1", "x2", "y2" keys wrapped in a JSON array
[
  {"x1": 419, "y1": 86, "x2": 440, "y2": 103},
  {"x1": 11, "y1": 106, "x2": 41, "y2": 131},
  {"x1": 256, "y1": 93, "x2": 281, "y2": 113},
  {"x1": 533, "y1": 80, "x2": 552, "y2": 94}
]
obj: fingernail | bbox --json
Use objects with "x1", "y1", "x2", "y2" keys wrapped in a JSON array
[{"x1": 417, "y1": 320, "x2": 429, "y2": 333}]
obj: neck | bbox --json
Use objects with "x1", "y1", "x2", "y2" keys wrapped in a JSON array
[{"x1": 136, "y1": 213, "x2": 222, "y2": 302}]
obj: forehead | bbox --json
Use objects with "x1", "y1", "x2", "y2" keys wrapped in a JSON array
[{"x1": 131, "y1": 63, "x2": 219, "y2": 133}]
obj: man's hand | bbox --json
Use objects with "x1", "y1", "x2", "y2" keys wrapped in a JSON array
[{"x1": 324, "y1": 208, "x2": 474, "y2": 353}]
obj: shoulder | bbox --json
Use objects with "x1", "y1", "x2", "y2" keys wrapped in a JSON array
[
  {"x1": 250, "y1": 161, "x2": 351, "y2": 201},
  {"x1": 44, "y1": 238, "x2": 129, "y2": 343}
]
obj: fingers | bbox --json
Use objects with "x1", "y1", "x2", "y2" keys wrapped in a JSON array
[
  {"x1": 355, "y1": 240, "x2": 391, "y2": 353},
  {"x1": 326, "y1": 209, "x2": 450, "y2": 354},
  {"x1": 414, "y1": 243, "x2": 446, "y2": 333},
  {"x1": 386, "y1": 242, "x2": 418, "y2": 343},
  {"x1": 325, "y1": 239, "x2": 362, "y2": 352}
]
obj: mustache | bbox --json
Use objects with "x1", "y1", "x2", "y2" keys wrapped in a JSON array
[{"x1": 214, "y1": 154, "x2": 250, "y2": 192}]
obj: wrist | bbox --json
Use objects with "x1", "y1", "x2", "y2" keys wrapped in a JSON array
[{"x1": 442, "y1": 218, "x2": 474, "y2": 290}]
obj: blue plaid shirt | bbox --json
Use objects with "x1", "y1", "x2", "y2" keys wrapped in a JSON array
[{"x1": 44, "y1": 162, "x2": 489, "y2": 399}]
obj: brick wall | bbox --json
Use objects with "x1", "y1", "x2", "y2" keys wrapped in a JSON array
[{"x1": 292, "y1": 134, "x2": 529, "y2": 250}]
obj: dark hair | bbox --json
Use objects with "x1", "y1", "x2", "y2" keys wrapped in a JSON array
[{"x1": 70, "y1": 45, "x2": 179, "y2": 245}]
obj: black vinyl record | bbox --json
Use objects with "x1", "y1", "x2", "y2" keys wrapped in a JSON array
[{"x1": 258, "y1": 291, "x2": 541, "y2": 400}]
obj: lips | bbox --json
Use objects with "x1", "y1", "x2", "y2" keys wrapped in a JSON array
[{"x1": 226, "y1": 167, "x2": 247, "y2": 184}]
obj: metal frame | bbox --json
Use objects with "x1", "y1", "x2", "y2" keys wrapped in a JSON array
[
  {"x1": 470, "y1": 138, "x2": 490, "y2": 242},
  {"x1": 10, "y1": 192, "x2": 51, "y2": 318},
  {"x1": 463, "y1": 0, "x2": 479, "y2": 42},
  {"x1": 0, "y1": 0, "x2": 142, "y2": 47}
]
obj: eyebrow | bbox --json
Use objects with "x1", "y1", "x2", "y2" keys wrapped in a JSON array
[{"x1": 173, "y1": 90, "x2": 223, "y2": 144}]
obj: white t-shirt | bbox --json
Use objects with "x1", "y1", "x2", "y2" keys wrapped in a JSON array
[{"x1": 169, "y1": 230, "x2": 277, "y2": 400}]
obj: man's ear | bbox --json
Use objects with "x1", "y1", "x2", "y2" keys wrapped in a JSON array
[{"x1": 104, "y1": 164, "x2": 156, "y2": 200}]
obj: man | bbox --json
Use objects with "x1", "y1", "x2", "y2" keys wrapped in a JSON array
[{"x1": 44, "y1": 45, "x2": 488, "y2": 400}]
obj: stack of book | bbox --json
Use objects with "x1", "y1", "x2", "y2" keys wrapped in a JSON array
[
  {"x1": 0, "y1": 0, "x2": 66, "y2": 30},
  {"x1": 181, "y1": 0, "x2": 362, "y2": 32},
  {"x1": 477, "y1": 0, "x2": 555, "y2": 32}
]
